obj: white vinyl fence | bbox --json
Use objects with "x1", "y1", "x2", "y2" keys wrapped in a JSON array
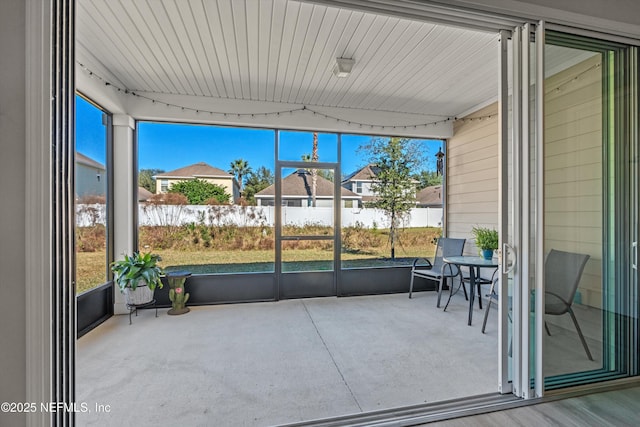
[{"x1": 76, "y1": 204, "x2": 443, "y2": 229}]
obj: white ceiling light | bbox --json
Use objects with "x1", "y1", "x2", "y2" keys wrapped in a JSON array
[{"x1": 333, "y1": 58, "x2": 355, "y2": 77}]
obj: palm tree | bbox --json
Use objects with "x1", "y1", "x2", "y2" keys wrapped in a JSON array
[
  {"x1": 311, "y1": 132, "x2": 318, "y2": 207},
  {"x1": 229, "y1": 158, "x2": 251, "y2": 197}
]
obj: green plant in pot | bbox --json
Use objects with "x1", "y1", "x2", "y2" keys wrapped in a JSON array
[
  {"x1": 471, "y1": 226, "x2": 499, "y2": 260},
  {"x1": 111, "y1": 252, "x2": 164, "y2": 306}
]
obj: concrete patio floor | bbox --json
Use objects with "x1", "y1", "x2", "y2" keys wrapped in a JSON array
[{"x1": 77, "y1": 292, "x2": 500, "y2": 426}]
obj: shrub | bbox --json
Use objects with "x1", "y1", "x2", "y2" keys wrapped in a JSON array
[{"x1": 169, "y1": 178, "x2": 230, "y2": 205}]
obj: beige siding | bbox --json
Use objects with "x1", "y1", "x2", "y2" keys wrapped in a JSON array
[
  {"x1": 447, "y1": 103, "x2": 499, "y2": 256},
  {"x1": 447, "y1": 55, "x2": 603, "y2": 308},
  {"x1": 544, "y1": 54, "x2": 603, "y2": 308}
]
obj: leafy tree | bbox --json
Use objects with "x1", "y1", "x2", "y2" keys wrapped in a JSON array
[
  {"x1": 243, "y1": 166, "x2": 274, "y2": 205},
  {"x1": 229, "y1": 158, "x2": 251, "y2": 197},
  {"x1": 361, "y1": 137, "x2": 425, "y2": 259},
  {"x1": 414, "y1": 170, "x2": 443, "y2": 189},
  {"x1": 138, "y1": 168, "x2": 164, "y2": 193},
  {"x1": 168, "y1": 178, "x2": 230, "y2": 205}
]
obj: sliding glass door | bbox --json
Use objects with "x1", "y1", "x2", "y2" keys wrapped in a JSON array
[
  {"x1": 541, "y1": 30, "x2": 639, "y2": 389},
  {"x1": 507, "y1": 23, "x2": 639, "y2": 398}
]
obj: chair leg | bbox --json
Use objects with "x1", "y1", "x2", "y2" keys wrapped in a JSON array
[
  {"x1": 481, "y1": 298, "x2": 493, "y2": 333},
  {"x1": 409, "y1": 273, "x2": 415, "y2": 299},
  {"x1": 545, "y1": 321, "x2": 551, "y2": 336},
  {"x1": 461, "y1": 277, "x2": 469, "y2": 301},
  {"x1": 568, "y1": 308, "x2": 593, "y2": 361},
  {"x1": 436, "y1": 277, "x2": 445, "y2": 307}
]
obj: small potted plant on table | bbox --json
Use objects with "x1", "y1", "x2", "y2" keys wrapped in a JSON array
[
  {"x1": 471, "y1": 226, "x2": 499, "y2": 260},
  {"x1": 111, "y1": 251, "x2": 164, "y2": 308}
]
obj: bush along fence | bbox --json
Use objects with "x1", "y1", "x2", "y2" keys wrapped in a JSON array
[{"x1": 76, "y1": 204, "x2": 443, "y2": 229}]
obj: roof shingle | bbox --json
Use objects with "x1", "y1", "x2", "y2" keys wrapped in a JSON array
[
  {"x1": 155, "y1": 162, "x2": 232, "y2": 179},
  {"x1": 256, "y1": 170, "x2": 360, "y2": 199}
]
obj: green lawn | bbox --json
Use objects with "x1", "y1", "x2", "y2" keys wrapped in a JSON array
[{"x1": 76, "y1": 227, "x2": 440, "y2": 293}]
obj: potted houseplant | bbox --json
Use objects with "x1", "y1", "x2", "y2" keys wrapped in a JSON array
[
  {"x1": 471, "y1": 226, "x2": 499, "y2": 260},
  {"x1": 111, "y1": 252, "x2": 164, "y2": 306}
]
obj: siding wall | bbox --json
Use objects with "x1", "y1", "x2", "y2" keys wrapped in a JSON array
[
  {"x1": 76, "y1": 163, "x2": 106, "y2": 198},
  {"x1": 446, "y1": 54, "x2": 603, "y2": 308},
  {"x1": 447, "y1": 103, "x2": 499, "y2": 256},
  {"x1": 0, "y1": 1, "x2": 27, "y2": 424},
  {"x1": 544, "y1": 54, "x2": 603, "y2": 308}
]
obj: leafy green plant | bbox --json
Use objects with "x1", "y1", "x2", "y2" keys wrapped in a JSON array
[
  {"x1": 471, "y1": 226, "x2": 499, "y2": 250},
  {"x1": 110, "y1": 252, "x2": 164, "y2": 292}
]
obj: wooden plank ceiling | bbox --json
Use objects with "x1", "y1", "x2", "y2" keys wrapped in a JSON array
[{"x1": 76, "y1": 0, "x2": 501, "y2": 118}]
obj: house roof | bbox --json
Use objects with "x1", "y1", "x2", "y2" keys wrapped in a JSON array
[
  {"x1": 138, "y1": 187, "x2": 153, "y2": 201},
  {"x1": 155, "y1": 162, "x2": 233, "y2": 179},
  {"x1": 256, "y1": 170, "x2": 361, "y2": 199},
  {"x1": 342, "y1": 164, "x2": 380, "y2": 183},
  {"x1": 76, "y1": 152, "x2": 105, "y2": 171},
  {"x1": 416, "y1": 185, "x2": 443, "y2": 206},
  {"x1": 342, "y1": 163, "x2": 420, "y2": 185}
]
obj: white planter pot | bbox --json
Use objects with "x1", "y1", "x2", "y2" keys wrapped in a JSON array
[{"x1": 122, "y1": 283, "x2": 154, "y2": 306}]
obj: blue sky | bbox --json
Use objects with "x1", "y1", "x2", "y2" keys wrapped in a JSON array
[{"x1": 76, "y1": 96, "x2": 442, "y2": 177}]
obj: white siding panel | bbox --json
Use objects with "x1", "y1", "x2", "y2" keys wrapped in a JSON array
[
  {"x1": 447, "y1": 103, "x2": 499, "y2": 256},
  {"x1": 545, "y1": 54, "x2": 603, "y2": 308}
]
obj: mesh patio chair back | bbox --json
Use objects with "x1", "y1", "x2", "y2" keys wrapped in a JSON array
[
  {"x1": 544, "y1": 249, "x2": 590, "y2": 315},
  {"x1": 431, "y1": 237, "x2": 466, "y2": 273},
  {"x1": 544, "y1": 249, "x2": 593, "y2": 360},
  {"x1": 408, "y1": 237, "x2": 465, "y2": 301}
]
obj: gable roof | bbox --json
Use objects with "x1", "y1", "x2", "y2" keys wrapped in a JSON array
[
  {"x1": 256, "y1": 170, "x2": 360, "y2": 199},
  {"x1": 341, "y1": 164, "x2": 380, "y2": 183},
  {"x1": 76, "y1": 152, "x2": 105, "y2": 170},
  {"x1": 138, "y1": 186, "x2": 153, "y2": 202},
  {"x1": 155, "y1": 162, "x2": 233, "y2": 179},
  {"x1": 416, "y1": 185, "x2": 443, "y2": 206}
]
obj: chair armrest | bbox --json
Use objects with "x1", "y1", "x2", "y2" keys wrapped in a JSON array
[
  {"x1": 440, "y1": 261, "x2": 460, "y2": 278},
  {"x1": 412, "y1": 258, "x2": 433, "y2": 270}
]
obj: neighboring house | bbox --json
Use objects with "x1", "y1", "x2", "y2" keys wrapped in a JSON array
[
  {"x1": 416, "y1": 185, "x2": 443, "y2": 208},
  {"x1": 138, "y1": 186, "x2": 153, "y2": 202},
  {"x1": 255, "y1": 169, "x2": 361, "y2": 207},
  {"x1": 341, "y1": 164, "x2": 380, "y2": 206},
  {"x1": 154, "y1": 162, "x2": 240, "y2": 203},
  {"x1": 341, "y1": 164, "x2": 418, "y2": 207},
  {"x1": 76, "y1": 152, "x2": 106, "y2": 199}
]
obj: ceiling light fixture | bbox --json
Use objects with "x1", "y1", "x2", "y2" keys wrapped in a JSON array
[{"x1": 333, "y1": 58, "x2": 355, "y2": 77}]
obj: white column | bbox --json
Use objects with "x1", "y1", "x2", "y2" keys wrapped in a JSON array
[{"x1": 112, "y1": 114, "x2": 136, "y2": 314}]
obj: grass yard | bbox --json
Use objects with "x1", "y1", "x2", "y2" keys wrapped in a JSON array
[{"x1": 76, "y1": 226, "x2": 440, "y2": 293}]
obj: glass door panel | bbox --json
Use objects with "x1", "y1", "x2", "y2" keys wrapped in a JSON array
[
  {"x1": 276, "y1": 161, "x2": 339, "y2": 299},
  {"x1": 282, "y1": 240, "x2": 334, "y2": 273},
  {"x1": 542, "y1": 31, "x2": 638, "y2": 388},
  {"x1": 280, "y1": 167, "x2": 336, "y2": 235}
]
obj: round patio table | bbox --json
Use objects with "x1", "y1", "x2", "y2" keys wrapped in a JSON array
[{"x1": 442, "y1": 256, "x2": 498, "y2": 326}]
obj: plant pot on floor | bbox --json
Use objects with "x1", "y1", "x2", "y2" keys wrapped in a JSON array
[{"x1": 122, "y1": 283, "x2": 155, "y2": 306}]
